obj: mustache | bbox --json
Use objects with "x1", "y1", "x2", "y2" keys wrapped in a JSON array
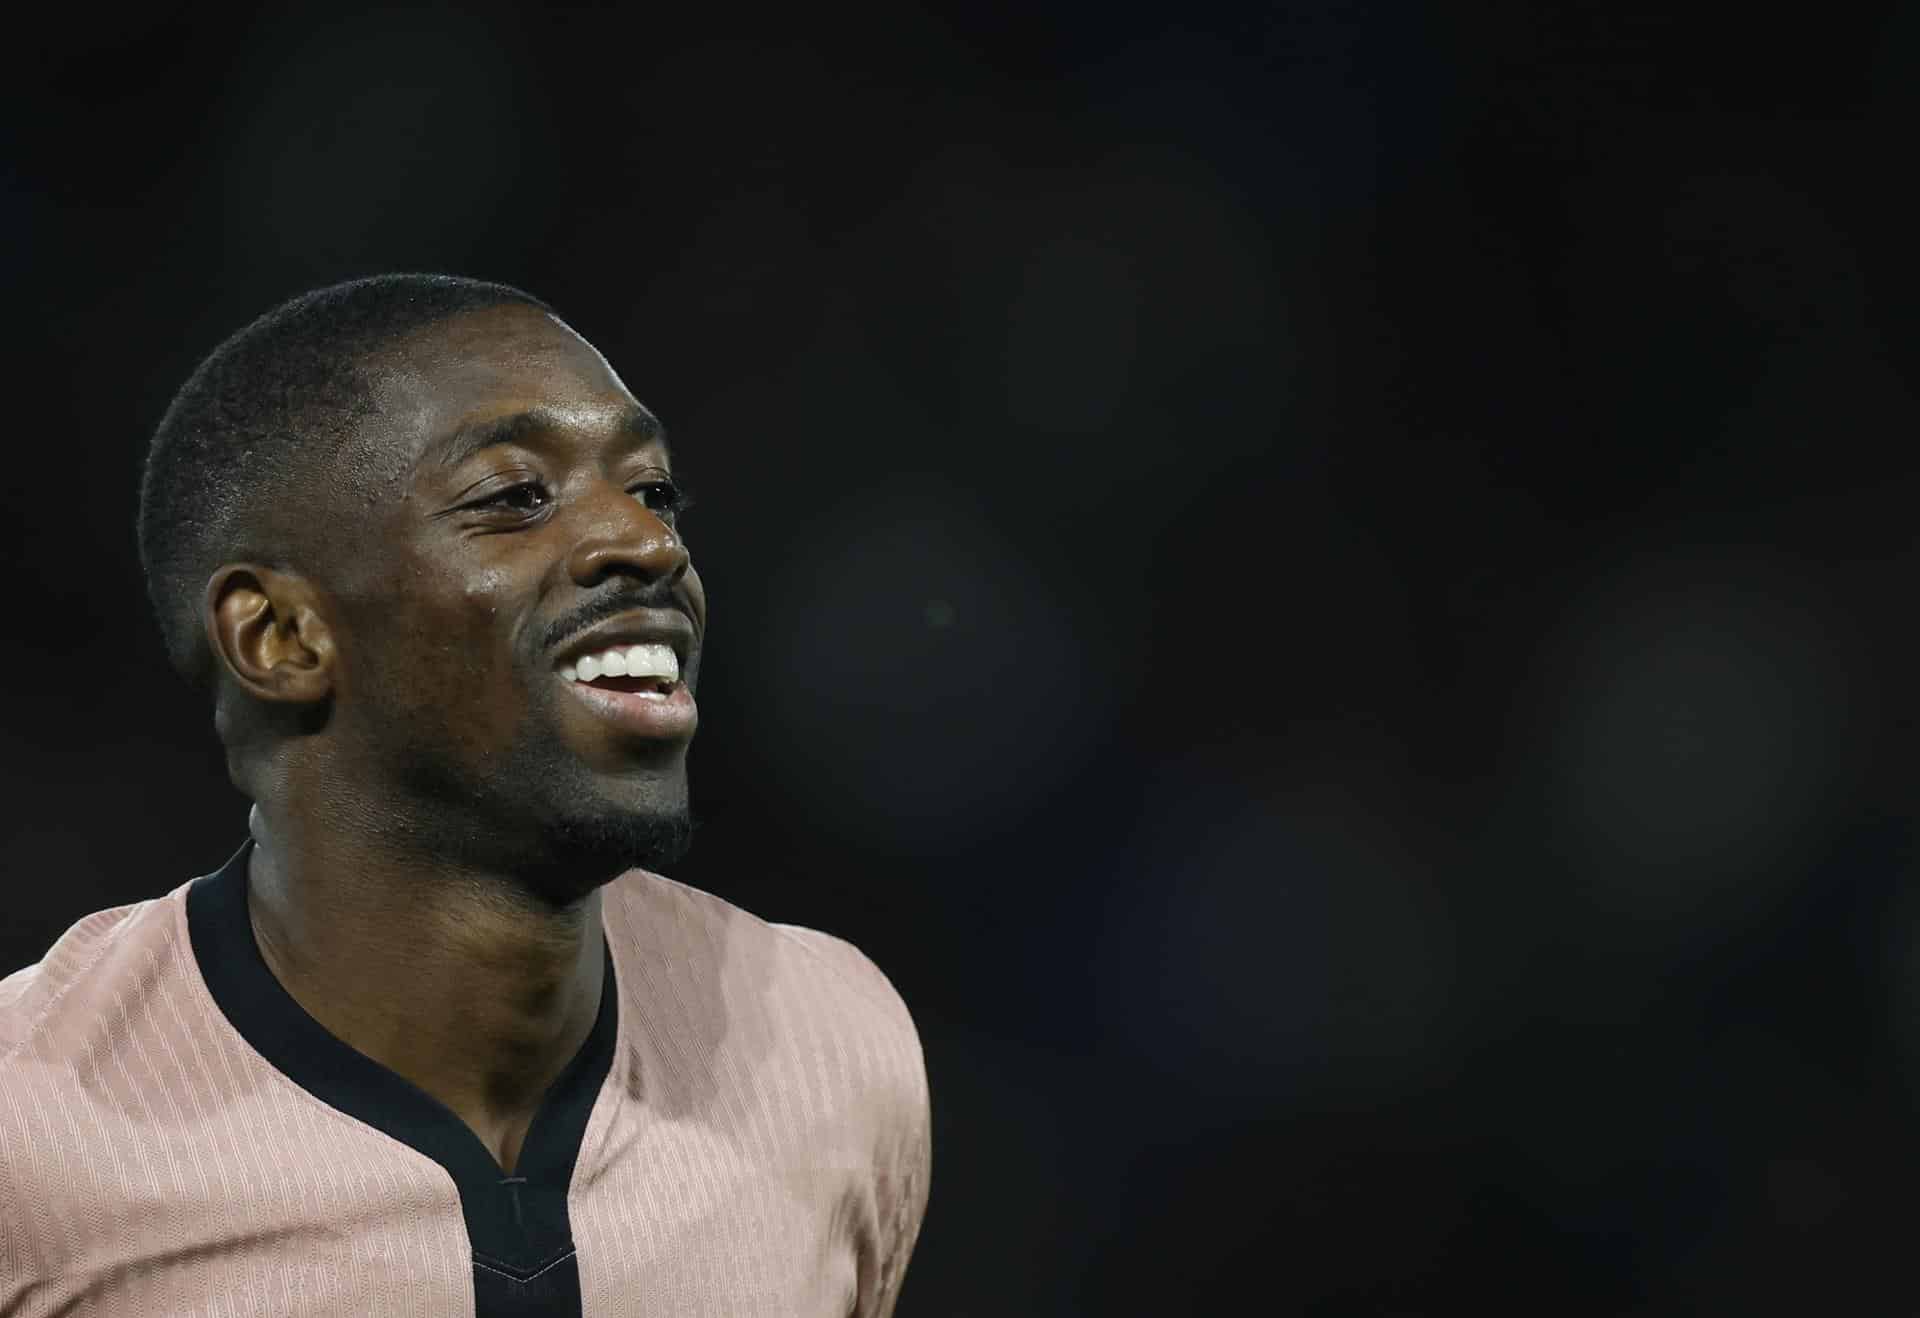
[{"x1": 540, "y1": 584, "x2": 692, "y2": 654}]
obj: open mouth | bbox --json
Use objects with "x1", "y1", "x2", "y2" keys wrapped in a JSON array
[
  {"x1": 579, "y1": 674, "x2": 675, "y2": 696},
  {"x1": 554, "y1": 640, "x2": 696, "y2": 740},
  {"x1": 559, "y1": 642, "x2": 681, "y2": 699}
]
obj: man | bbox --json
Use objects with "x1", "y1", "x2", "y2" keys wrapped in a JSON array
[{"x1": 0, "y1": 275, "x2": 931, "y2": 1316}]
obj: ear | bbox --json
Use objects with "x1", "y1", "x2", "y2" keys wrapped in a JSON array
[{"x1": 203, "y1": 564, "x2": 336, "y2": 704}]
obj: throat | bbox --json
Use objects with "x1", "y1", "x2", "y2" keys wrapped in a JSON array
[{"x1": 463, "y1": 1105, "x2": 538, "y2": 1176}]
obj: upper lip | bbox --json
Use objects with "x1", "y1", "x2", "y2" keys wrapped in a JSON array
[{"x1": 551, "y1": 608, "x2": 696, "y2": 673}]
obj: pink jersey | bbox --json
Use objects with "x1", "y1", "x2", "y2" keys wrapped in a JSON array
[{"x1": 0, "y1": 845, "x2": 930, "y2": 1317}]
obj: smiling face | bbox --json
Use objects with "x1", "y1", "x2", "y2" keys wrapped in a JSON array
[{"x1": 308, "y1": 303, "x2": 707, "y2": 890}]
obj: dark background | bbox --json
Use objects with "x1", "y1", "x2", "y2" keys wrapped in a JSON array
[{"x1": 5, "y1": 4, "x2": 1919, "y2": 1312}]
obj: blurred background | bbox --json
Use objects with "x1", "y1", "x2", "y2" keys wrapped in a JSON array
[{"x1": 4, "y1": 3, "x2": 1918, "y2": 1312}]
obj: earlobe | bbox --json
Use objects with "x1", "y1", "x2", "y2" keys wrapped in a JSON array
[{"x1": 204, "y1": 564, "x2": 334, "y2": 703}]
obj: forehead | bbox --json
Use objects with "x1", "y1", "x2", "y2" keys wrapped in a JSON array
[{"x1": 358, "y1": 304, "x2": 657, "y2": 476}]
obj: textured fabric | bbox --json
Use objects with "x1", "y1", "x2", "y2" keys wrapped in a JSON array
[
  {"x1": 0, "y1": 864, "x2": 930, "y2": 1317},
  {"x1": 181, "y1": 845, "x2": 619, "y2": 1317}
]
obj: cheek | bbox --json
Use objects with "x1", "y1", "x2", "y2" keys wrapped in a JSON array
[
  {"x1": 440, "y1": 566, "x2": 537, "y2": 699},
  {"x1": 683, "y1": 564, "x2": 708, "y2": 629},
  {"x1": 356, "y1": 562, "x2": 527, "y2": 711},
  {"x1": 456, "y1": 567, "x2": 515, "y2": 644}
]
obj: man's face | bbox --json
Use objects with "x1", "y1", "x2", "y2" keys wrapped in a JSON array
[{"x1": 316, "y1": 304, "x2": 706, "y2": 885}]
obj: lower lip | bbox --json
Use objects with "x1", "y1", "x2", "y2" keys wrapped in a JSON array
[{"x1": 559, "y1": 679, "x2": 698, "y2": 740}]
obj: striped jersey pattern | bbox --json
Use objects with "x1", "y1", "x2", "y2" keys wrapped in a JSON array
[{"x1": 0, "y1": 849, "x2": 930, "y2": 1316}]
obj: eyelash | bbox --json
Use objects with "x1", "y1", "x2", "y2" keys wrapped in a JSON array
[{"x1": 473, "y1": 477, "x2": 693, "y2": 522}]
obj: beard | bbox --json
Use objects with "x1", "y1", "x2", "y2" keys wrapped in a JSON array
[
  {"x1": 476, "y1": 764, "x2": 697, "y2": 907},
  {"x1": 431, "y1": 795, "x2": 697, "y2": 912},
  {"x1": 377, "y1": 724, "x2": 697, "y2": 908},
  {"x1": 348, "y1": 640, "x2": 700, "y2": 906},
  {"x1": 538, "y1": 801, "x2": 695, "y2": 883}
]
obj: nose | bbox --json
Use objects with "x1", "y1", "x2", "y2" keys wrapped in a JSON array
[{"x1": 564, "y1": 480, "x2": 690, "y2": 589}]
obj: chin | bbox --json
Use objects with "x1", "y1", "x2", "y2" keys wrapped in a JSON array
[{"x1": 540, "y1": 802, "x2": 695, "y2": 880}]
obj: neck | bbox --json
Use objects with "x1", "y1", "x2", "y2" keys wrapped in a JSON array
[{"x1": 242, "y1": 804, "x2": 607, "y2": 1173}]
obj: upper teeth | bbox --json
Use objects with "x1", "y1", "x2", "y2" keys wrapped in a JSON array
[{"x1": 561, "y1": 643, "x2": 680, "y2": 684}]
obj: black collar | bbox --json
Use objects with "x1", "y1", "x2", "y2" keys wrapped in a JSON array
[{"x1": 186, "y1": 841, "x2": 617, "y2": 1276}]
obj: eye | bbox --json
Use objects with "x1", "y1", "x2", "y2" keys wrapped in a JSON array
[
  {"x1": 477, "y1": 481, "x2": 552, "y2": 515},
  {"x1": 631, "y1": 476, "x2": 693, "y2": 522}
]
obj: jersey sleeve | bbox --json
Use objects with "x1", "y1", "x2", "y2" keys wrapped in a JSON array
[{"x1": 772, "y1": 925, "x2": 932, "y2": 1317}]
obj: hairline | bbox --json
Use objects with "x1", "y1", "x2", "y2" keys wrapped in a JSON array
[{"x1": 148, "y1": 280, "x2": 563, "y2": 687}]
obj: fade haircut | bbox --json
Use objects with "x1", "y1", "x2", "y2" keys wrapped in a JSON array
[{"x1": 139, "y1": 273, "x2": 554, "y2": 686}]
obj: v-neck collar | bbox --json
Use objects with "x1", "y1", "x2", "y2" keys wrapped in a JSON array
[{"x1": 186, "y1": 841, "x2": 617, "y2": 1276}]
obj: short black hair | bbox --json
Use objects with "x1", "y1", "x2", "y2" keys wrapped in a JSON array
[{"x1": 139, "y1": 273, "x2": 554, "y2": 684}]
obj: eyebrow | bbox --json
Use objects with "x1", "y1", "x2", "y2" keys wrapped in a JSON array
[{"x1": 432, "y1": 405, "x2": 667, "y2": 469}]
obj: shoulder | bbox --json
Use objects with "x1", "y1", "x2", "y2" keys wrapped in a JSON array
[
  {"x1": 601, "y1": 871, "x2": 928, "y2": 1106},
  {"x1": 600, "y1": 874, "x2": 933, "y2": 1307},
  {"x1": 0, "y1": 887, "x2": 197, "y2": 1270},
  {"x1": 765, "y1": 921, "x2": 931, "y2": 1160},
  {"x1": 766, "y1": 922, "x2": 921, "y2": 1050},
  {"x1": 0, "y1": 887, "x2": 192, "y2": 1064}
]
